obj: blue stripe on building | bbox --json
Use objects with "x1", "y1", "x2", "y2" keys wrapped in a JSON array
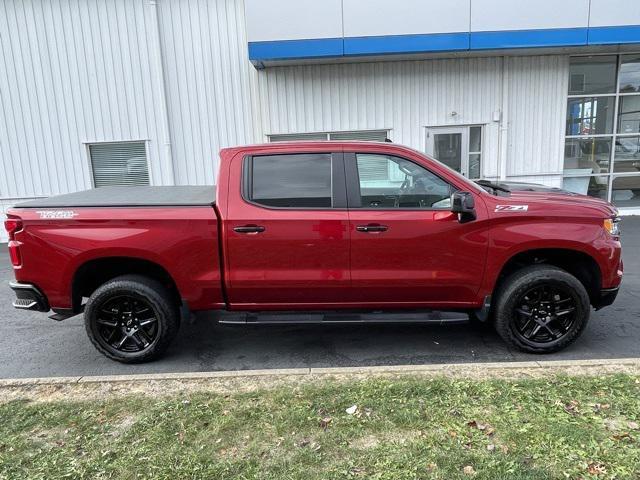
[
  {"x1": 588, "y1": 25, "x2": 640, "y2": 45},
  {"x1": 248, "y1": 38, "x2": 343, "y2": 61},
  {"x1": 470, "y1": 28, "x2": 588, "y2": 50},
  {"x1": 249, "y1": 26, "x2": 640, "y2": 63},
  {"x1": 344, "y1": 32, "x2": 469, "y2": 56}
]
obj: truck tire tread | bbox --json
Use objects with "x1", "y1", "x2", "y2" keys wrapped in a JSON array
[
  {"x1": 493, "y1": 265, "x2": 590, "y2": 354},
  {"x1": 84, "y1": 275, "x2": 180, "y2": 364}
]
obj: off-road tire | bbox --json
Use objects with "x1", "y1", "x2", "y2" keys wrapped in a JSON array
[
  {"x1": 493, "y1": 265, "x2": 590, "y2": 353},
  {"x1": 84, "y1": 275, "x2": 180, "y2": 363}
]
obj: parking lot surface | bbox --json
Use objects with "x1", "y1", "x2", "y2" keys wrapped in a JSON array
[{"x1": 1, "y1": 218, "x2": 638, "y2": 379}]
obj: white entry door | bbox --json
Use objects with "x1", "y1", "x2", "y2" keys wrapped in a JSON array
[{"x1": 426, "y1": 126, "x2": 483, "y2": 178}]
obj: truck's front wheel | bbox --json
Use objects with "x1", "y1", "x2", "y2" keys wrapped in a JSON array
[
  {"x1": 493, "y1": 265, "x2": 590, "y2": 353},
  {"x1": 84, "y1": 275, "x2": 180, "y2": 363}
]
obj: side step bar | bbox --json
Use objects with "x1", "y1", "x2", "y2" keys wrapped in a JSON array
[{"x1": 219, "y1": 310, "x2": 469, "y2": 325}]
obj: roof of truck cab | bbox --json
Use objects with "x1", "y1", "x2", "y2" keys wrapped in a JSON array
[{"x1": 14, "y1": 186, "x2": 216, "y2": 208}]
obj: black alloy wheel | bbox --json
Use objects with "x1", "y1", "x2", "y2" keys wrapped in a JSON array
[
  {"x1": 512, "y1": 284, "x2": 577, "y2": 344},
  {"x1": 94, "y1": 295, "x2": 159, "y2": 353},
  {"x1": 493, "y1": 265, "x2": 590, "y2": 353},
  {"x1": 85, "y1": 275, "x2": 180, "y2": 363}
]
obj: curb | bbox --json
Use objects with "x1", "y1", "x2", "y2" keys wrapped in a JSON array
[{"x1": 1, "y1": 358, "x2": 639, "y2": 387}]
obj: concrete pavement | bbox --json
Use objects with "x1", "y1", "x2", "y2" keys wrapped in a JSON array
[{"x1": 1, "y1": 218, "x2": 638, "y2": 379}]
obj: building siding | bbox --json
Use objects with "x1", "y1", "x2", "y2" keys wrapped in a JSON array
[
  {"x1": 1, "y1": 0, "x2": 572, "y2": 242},
  {"x1": 157, "y1": 0, "x2": 259, "y2": 184}
]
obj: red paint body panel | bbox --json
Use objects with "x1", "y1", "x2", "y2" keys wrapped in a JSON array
[
  {"x1": 7, "y1": 141, "x2": 622, "y2": 313},
  {"x1": 8, "y1": 206, "x2": 223, "y2": 310}
]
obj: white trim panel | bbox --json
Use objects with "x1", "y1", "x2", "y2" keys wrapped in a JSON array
[
  {"x1": 245, "y1": 0, "x2": 343, "y2": 42},
  {"x1": 471, "y1": 0, "x2": 590, "y2": 32},
  {"x1": 343, "y1": 0, "x2": 471, "y2": 38},
  {"x1": 589, "y1": 0, "x2": 640, "y2": 28}
]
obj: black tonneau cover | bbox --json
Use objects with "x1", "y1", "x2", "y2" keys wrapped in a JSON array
[{"x1": 15, "y1": 186, "x2": 216, "y2": 208}]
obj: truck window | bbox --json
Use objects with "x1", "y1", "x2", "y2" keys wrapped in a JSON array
[
  {"x1": 249, "y1": 154, "x2": 333, "y2": 208},
  {"x1": 355, "y1": 154, "x2": 452, "y2": 209}
]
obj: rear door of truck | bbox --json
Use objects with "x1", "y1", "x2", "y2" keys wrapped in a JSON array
[{"x1": 223, "y1": 150, "x2": 351, "y2": 308}]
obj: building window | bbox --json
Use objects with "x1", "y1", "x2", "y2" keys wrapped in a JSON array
[
  {"x1": 564, "y1": 55, "x2": 640, "y2": 208},
  {"x1": 89, "y1": 142, "x2": 149, "y2": 188},
  {"x1": 268, "y1": 129, "x2": 389, "y2": 143},
  {"x1": 268, "y1": 130, "x2": 390, "y2": 183}
]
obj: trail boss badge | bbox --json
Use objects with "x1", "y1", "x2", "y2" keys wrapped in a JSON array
[{"x1": 36, "y1": 210, "x2": 79, "y2": 219}]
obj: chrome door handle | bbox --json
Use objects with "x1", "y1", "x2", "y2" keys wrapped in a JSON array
[
  {"x1": 233, "y1": 225, "x2": 265, "y2": 234},
  {"x1": 356, "y1": 224, "x2": 388, "y2": 233}
]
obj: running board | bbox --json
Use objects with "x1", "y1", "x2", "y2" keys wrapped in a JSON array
[{"x1": 218, "y1": 311, "x2": 469, "y2": 325}]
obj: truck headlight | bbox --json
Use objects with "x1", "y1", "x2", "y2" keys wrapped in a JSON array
[{"x1": 604, "y1": 217, "x2": 621, "y2": 237}]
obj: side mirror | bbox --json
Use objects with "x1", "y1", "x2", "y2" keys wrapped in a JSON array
[{"x1": 451, "y1": 191, "x2": 476, "y2": 223}]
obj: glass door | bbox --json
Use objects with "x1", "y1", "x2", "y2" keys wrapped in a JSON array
[{"x1": 426, "y1": 126, "x2": 483, "y2": 178}]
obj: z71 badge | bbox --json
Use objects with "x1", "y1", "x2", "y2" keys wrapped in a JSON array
[
  {"x1": 36, "y1": 210, "x2": 79, "y2": 219},
  {"x1": 495, "y1": 205, "x2": 528, "y2": 212}
]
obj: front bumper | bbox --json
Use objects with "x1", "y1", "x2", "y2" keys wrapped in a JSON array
[
  {"x1": 9, "y1": 281, "x2": 50, "y2": 312},
  {"x1": 593, "y1": 287, "x2": 620, "y2": 310}
]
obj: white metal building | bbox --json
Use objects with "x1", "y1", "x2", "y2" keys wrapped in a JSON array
[{"x1": 2, "y1": 0, "x2": 640, "y2": 241}]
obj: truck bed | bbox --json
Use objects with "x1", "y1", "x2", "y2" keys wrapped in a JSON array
[{"x1": 14, "y1": 186, "x2": 216, "y2": 208}]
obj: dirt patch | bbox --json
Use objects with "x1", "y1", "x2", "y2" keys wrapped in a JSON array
[
  {"x1": 108, "y1": 414, "x2": 138, "y2": 438},
  {"x1": 349, "y1": 430, "x2": 423, "y2": 450},
  {"x1": 27, "y1": 426, "x2": 69, "y2": 448}
]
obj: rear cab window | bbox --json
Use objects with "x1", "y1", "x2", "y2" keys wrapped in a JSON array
[{"x1": 244, "y1": 153, "x2": 346, "y2": 208}]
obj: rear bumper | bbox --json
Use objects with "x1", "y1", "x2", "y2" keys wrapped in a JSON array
[
  {"x1": 9, "y1": 281, "x2": 50, "y2": 312},
  {"x1": 593, "y1": 287, "x2": 620, "y2": 310}
]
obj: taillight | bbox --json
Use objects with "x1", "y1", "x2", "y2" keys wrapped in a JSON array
[
  {"x1": 4, "y1": 217, "x2": 23, "y2": 267},
  {"x1": 8, "y1": 241, "x2": 21, "y2": 266},
  {"x1": 4, "y1": 218, "x2": 22, "y2": 240}
]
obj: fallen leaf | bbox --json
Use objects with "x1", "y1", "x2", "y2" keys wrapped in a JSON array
[
  {"x1": 463, "y1": 465, "x2": 476, "y2": 476},
  {"x1": 467, "y1": 420, "x2": 494, "y2": 435},
  {"x1": 296, "y1": 438, "x2": 310, "y2": 448},
  {"x1": 426, "y1": 462, "x2": 438, "y2": 472},
  {"x1": 628, "y1": 421, "x2": 639, "y2": 430},
  {"x1": 346, "y1": 405, "x2": 358, "y2": 415},
  {"x1": 587, "y1": 462, "x2": 606, "y2": 475},
  {"x1": 487, "y1": 443, "x2": 496, "y2": 452},
  {"x1": 319, "y1": 416, "x2": 332, "y2": 430},
  {"x1": 500, "y1": 444, "x2": 509, "y2": 454},
  {"x1": 350, "y1": 466, "x2": 366, "y2": 476},
  {"x1": 448, "y1": 430, "x2": 458, "y2": 438},
  {"x1": 563, "y1": 400, "x2": 580, "y2": 415},
  {"x1": 612, "y1": 432, "x2": 633, "y2": 442}
]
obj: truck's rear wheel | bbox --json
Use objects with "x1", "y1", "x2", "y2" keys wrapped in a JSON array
[
  {"x1": 84, "y1": 275, "x2": 180, "y2": 363},
  {"x1": 493, "y1": 265, "x2": 590, "y2": 353}
]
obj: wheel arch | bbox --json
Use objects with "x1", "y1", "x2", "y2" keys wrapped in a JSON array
[
  {"x1": 71, "y1": 257, "x2": 181, "y2": 313},
  {"x1": 493, "y1": 248, "x2": 602, "y2": 307}
]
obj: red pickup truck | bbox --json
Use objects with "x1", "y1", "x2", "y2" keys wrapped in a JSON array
[{"x1": 5, "y1": 141, "x2": 623, "y2": 362}]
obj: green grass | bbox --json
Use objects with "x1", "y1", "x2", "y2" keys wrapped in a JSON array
[{"x1": 1, "y1": 374, "x2": 639, "y2": 479}]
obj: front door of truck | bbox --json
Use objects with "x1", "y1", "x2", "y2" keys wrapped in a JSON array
[
  {"x1": 346, "y1": 152, "x2": 488, "y2": 306},
  {"x1": 224, "y1": 151, "x2": 350, "y2": 308}
]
